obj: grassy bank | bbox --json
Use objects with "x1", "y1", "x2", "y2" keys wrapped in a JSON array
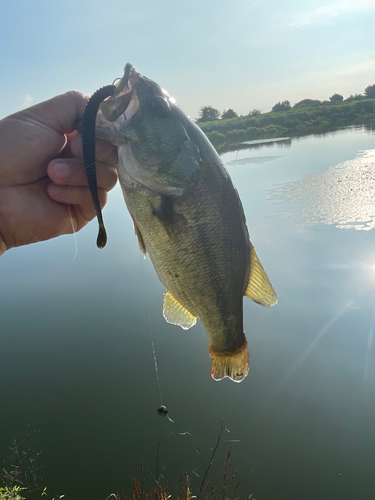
[
  {"x1": 199, "y1": 98, "x2": 375, "y2": 153},
  {"x1": 0, "y1": 424, "x2": 254, "y2": 500}
]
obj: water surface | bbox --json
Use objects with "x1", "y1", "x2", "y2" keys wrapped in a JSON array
[{"x1": 1, "y1": 127, "x2": 375, "y2": 500}]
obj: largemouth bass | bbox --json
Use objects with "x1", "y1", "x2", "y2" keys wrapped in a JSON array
[{"x1": 82, "y1": 64, "x2": 277, "y2": 382}]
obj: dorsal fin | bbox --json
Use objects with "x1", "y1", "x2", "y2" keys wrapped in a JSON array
[
  {"x1": 245, "y1": 244, "x2": 277, "y2": 307},
  {"x1": 163, "y1": 291, "x2": 197, "y2": 330}
]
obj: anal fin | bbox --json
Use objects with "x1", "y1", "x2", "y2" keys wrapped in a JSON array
[
  {"x1": 163, "y1": 291, "x2": 197, "y2": 330},
  {"x1": 245, "y1": 243, "x2": 278, "y2": 307}
]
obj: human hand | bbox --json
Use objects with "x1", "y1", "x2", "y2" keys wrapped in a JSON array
[{"x1": 0, "y1": 91, "x2": 118, "y2": 256}]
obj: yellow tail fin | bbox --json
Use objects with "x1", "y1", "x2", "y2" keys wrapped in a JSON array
[{"x1": 209, "y1": 343, "x2": 249, "y2": 383}]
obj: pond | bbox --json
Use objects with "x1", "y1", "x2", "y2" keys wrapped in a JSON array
[{"x1": 1, "y1": 126, "x2": 375, "y2": 500}]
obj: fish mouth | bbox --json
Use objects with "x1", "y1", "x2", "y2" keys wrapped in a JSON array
[{"x1": 99, "y1": 63, "x2": 140, "y2": 123}]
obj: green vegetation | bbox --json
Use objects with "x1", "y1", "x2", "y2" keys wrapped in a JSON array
[
  {"x1": 198, "y1": 92, "x2": 375, "y2": 153},
  {"x1": 365, "y1": 84, "x2": 375, "y2": 98},
  {"x1": 0, "y1": 486, "x2": 27, "y2": 500},
  {"x1": 197, "y1": 106, "x2": 220, "y2": 123},
  {"x1": 329, "y1": 93, "x2": 343, "y2": 103},
  {"x1": 271, "y1": 100, "x2": 291, "y2": 112},
  {"x1": 221, "y1": 108, "x2": 238, "y2": 120},
  {"x1": 1, "y1": 423, "x2": 255, "y2": 500},
  {"x1": 0, "y1": 487, "x2": 60, "y2": 500},
  {"x1": 0, "y1": 436, "x2": 59, "y2": 500}
]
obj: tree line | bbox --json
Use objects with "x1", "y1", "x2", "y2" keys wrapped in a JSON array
[
  {"x1": 196, "y1": 84, "x2": 375, "y2": 123},
  {"x1": 198, "y1": 89, "x2": 375, "y2": 153}
]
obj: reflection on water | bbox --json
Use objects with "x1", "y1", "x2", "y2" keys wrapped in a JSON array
[
  {"x1": 268, "y1": 148, "x2": 375, "y2": 230},
  {"x1": 226, "y1": 155, "x2": 281, "y2": 166},
  {"x1": 1, "y1": 127, "x2": 375, "y2": 500},
  {"x1": 242, "y1": 137, "x2": 291, "y2": 146},
  {"x1": 222, "y1": 137, "x2": 292, "y2": 154}
]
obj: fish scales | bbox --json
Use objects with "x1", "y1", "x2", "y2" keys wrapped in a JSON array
[
  {"x1": 83, "y1": 63, "x2": 277, "y2": 382},
  {"x1": 120, "y1": 157, "x2": 250, "y2": 355}
]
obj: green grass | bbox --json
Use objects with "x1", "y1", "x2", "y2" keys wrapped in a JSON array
[
  {"x1": 0, "y1": 486, "x2": 27, "y2": 500},
  {"x1": 199, "y1": 98, "x2": 375, "y2": 153}
]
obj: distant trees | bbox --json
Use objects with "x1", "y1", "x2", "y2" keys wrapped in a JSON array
[
  {"x1": 197, "y1": 106, "x2": 240, "y2": 122},
  {"x1": 345, "y1": 94, "x2": 365, "y2": 102},
  {"x1": 365, "y1": 84, "x2": 375, "y2": 98},
  {"x1": 329, "y1": 93, "x2": 343, "y2": 104},
  {"x1": 248, "y1": 108, "x2": 261, "y2": 116},
  {"x1": 272, "y1": 100, "x2": 291, "y2": 112},
  {"x1": 204, "y1": 98, "x2": 375, "y2": 153},
  {"x1": 221, "y1": 108, "x2": 238, "y2": 120},
  {"x1": 197, "y1": 105, "x2": 220, "y2": 123},
  {"x1": 197, "y1": 83, "x2": 375, "y2": 125},
  {"x1": 293, "y1": 99, "x2": 321, "y2": 108}
]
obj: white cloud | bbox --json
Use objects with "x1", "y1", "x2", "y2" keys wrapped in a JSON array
[
  {"x1": 17, "y1": 93, "x2": 34, "y2": 110},
  {"x1": 286, "y1": 0, "x2": 375, "y2": 28}
]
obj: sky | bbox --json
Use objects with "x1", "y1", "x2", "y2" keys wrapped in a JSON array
[{"x1": 1, "y1": 0, "x2": 375, "y2": 120}]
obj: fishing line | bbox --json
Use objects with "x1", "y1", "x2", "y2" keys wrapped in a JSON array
[
  {"x1": 148, "y1": 314, "x2": 174, "y2": 423},
  {"x1": 80, "y1": 81, "x2": 173, "y2": 419},
  {"x1": 139, "y1": 255, "x2": 174, "y2": 423},
  {"x1": 149, "y1": 313, "x2": 163, "y2": 407},
  {"x1": 67, "y1": 203, "x2": 78, "y2": 262}
]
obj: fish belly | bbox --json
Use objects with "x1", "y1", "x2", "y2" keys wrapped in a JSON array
[{"x1": 119, "y1": 165, "x2": 250, "y2": 358}]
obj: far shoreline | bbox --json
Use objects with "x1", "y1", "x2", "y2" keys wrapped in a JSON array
[{"x1": 198, "y1": 98, "x2": 375, "y2": 154}]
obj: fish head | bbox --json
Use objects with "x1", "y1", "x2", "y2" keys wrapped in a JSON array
[{"x1": 95, "y1": 63, "x2": 200, "y2": 195}]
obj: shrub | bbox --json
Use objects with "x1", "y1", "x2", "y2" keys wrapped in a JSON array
[
  {"x1": 206, "y1": 131, "x2": 226, "y2": 147},
  {"x1": 272, "y1": 100, "x2": 291, "y2": 112}
]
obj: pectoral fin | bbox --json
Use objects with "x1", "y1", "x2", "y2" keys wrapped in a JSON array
[
  {"x1": 163, "y1": 291, "x2": 197, "y2": 330},
  {"x1": 245, "y1": 244, "x2": 278, "y2": 307},
  {"x1": 152, "y1": 195, "x2": 187, "y2": 236}
]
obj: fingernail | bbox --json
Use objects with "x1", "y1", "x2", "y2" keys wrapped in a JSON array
[{"x1": 53, "y1": 161, "x2": 70, "y2": 178}]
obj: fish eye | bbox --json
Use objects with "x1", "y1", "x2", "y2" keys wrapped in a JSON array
[{"x1": 150, "y1": 96, "x2": 171, "y2": 118}]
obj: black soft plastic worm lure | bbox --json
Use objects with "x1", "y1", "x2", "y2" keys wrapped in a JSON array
[{"x1": 81, "y1": 84, "x2": 116, "y2": 248}]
